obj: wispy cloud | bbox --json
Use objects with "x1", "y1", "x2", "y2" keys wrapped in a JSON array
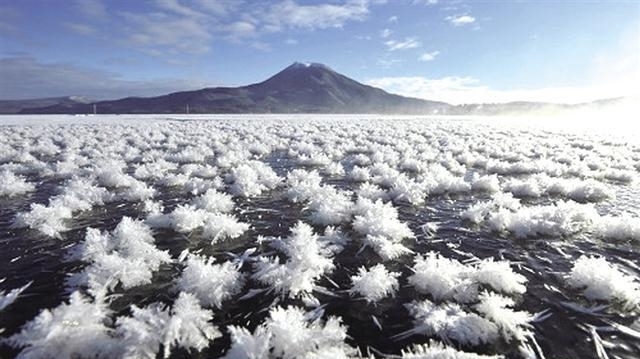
[
  {"x1": 121, "y1": 11, "x2": 212, "y2": 55},
  {"x1": 376, "y1": 57, "x2": 402, "y2": 68},
  {"x1": 419, "y1": 50, "x2": 440, "y2": 61},
  {"x1": 0, "y1": 5, "x2": 21, "y2": 36},
  {"x1": 64, "y1": 22, "x2": 97, "y2": 36},
  {"x1": 2, "y1": 0, "x2": 382, "y2": 72},
  {"x1": 385, "y1": 37, "x2": 421, "y2": 51},
  {"x1": 194, "y1": 0, "x2": 241, "y2": 16},
  {"x1": 380, "y1": 28, "x2": 393, "y2": 38},
  {"x1": 260, "y1": 0, "x2": 370, "y2": 31},
  {"x1": 0, "y1": 56, "x2": 213, "y2": 100},
  {"x1": 74, "y1": 0, "x2": 108, "y2": 18},
  {"x1": 413, "y1": 0, "x2": 438, "y2": 5},
  {"x1": 155, "y1": 0, "x2": 205, "y2": 18},
  {"x1": 445, "y1": 14, "x2": 475, "y2": 26},
  {"x1": 73, "y1": 1, "x2": 375, "y2": 55},
  {"x1": 224, "y1": 21, "x2": 258, "y2": 41},
  {"x1": 388, "y1": 15, "x2": 398, "y2": 23}
]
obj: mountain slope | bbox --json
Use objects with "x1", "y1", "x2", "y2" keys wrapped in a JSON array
[
  {"x1": 17, "y1": 63, "x2": 452, "y2": 115},
  {"x1": 0, "y1": 96, "x2": 92, "y2": 114}
]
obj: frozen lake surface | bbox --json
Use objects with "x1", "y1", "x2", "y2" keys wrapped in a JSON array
[{"x1": 0, "y1": 114, "x2": 639, "y2": 359}]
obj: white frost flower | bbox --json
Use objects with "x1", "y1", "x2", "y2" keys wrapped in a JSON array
[
  {"x1": 566, "y1": 255, "x2": 640, "y2": 309},
  {"x1": 8, "y1": 292, "x2": 116, "y2": 359},
  {"x1": 116, "y1": 292, "x2": 221, "y2": 359},
  {"x1": 401, "y1": 341, "x2": 504, "y2": 358},
  {"x1": 350, "y1": 264, "x2": 400, "y2": 303},
  {"x1": 176, "y1": 253, "x2": 245, "y2": 308},
  {"x1": 0, "y1": 170, "x2": 35, "y2": 197},
  {"x1": 252, "y1": 222, "x2": 334, "y2": 304}
]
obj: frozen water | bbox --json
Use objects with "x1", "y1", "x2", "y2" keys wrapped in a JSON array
[{"x1": 0, "y1": 114, "x2": 639, "y2": 359}]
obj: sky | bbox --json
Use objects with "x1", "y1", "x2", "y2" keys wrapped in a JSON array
[{"x1": 1, "y1": 0, "x2": 638, "y2": 104}]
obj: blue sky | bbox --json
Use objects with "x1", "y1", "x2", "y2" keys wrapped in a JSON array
[{"x1": 1, "y1": 0, "x2": 638, "y2": 104}]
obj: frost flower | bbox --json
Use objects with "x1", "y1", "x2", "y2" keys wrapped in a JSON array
[{"x1": 350, "y1": 264, "x2": 400, "y2": 303}]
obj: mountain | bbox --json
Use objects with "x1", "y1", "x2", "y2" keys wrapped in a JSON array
[
  {"x1": 4, "y1": 63, "x2": 634, "y2": 115},
  {"x1": 0, "y1": 96, "x2": 93, "y2": 114},
  {"x1": 13, "y1": 63, "x2": 452, "y2": 115}
]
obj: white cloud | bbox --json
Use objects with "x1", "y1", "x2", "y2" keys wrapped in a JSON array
[
  {"x1": 122, "y1": 11, "x2": 212, "y2": 55},
  {"x1": 380, "y1": 28, "x2": 393, "y2": 38},
  {"x1": 236, "y1": 1, "x2": 374, "y2": 39},
  {"x1": 371, "y1": 26, "x2": 640, "y2": 106},
  {"x1": 376, "y1": 57, "x2": 402, "y2": 68},
  {"x1": 366, "y1": 75, "x2": 639, "y2": 105},
  {"x1": 59, "y1": 1, "x2": 378, "y2": 57},
  {"x1": 224, "y1": 21, "x2": 258, "y2": 40},
  {"x1": 385, "y1": 37, "x2": 421, "y2": 51},
  {"x1": 72, "y1": 1, "x2": 221, "y2": 58},
  {"x1": 0, "y1": 6, "x2": 20, "y2": 35},
  {"x1": 445, "y1": 14, "x2": 475, "y2": 26},
  {"x1": 74, "y1": 0, "x2": 107, "y2": 18},
  {"x1": 419, "y1": 50, "x2": 440, "y2": 61},
  {"x1": 413, "y1": 0, "x2": 438, "y2": 5},
  {"x1": 195, "y1": 0, "x2": 240, "y2": 15},
  {"x1": 0, "y1": 56, "x2": 213, "y2": 100},
  {"x1": 261, "y1": 0, "x2": 370, "y2": 31},
  {"x1": 0, "y1": 20, "x2": 17, "y2": 35},
  {"x1": 285, "y1": 38, "x2": 299, "y2": 45},
  {"x1": 64, "y1": 22, "x2": 97, "y2": 35},
  {"x1": 250, "y1": 41, "x2": 272, "y2": 51},
  {"x1": 155, "y1": 0, "x2": 205, "y2": 18},
  {"x1": 388, "y1": 15, "x2": 398, "y2": 23}
]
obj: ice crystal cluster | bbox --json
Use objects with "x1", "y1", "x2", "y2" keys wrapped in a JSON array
[
  {"x1": 252, "y1": 222, "x2": 336, "y2": 305},
  {"x1": 566, "y1": 255, "x2": 640, "y2": 310},
  {"x1": 67, "y1": 217, "x2": 172, "y2": 298},
  {"x1": 350, "y1": 264, "x2": 400, "y2": 303},
  {"x1": 1, "y1": 115, "x2": 639, "y2": 359}
]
